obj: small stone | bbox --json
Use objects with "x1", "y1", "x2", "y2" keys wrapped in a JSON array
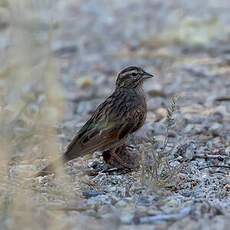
[
  {"x1": 155, "y1": 108, "x2": 167, "y2": 121},
  {"x1": 76, "y1": 77, "x2": 93, "y2": 89},
  {"x1": 82, "y1": 190, "x2": 103, "y2": 198},
  {"x1": 224, "y1": 184, "x2": 230, "y2": 191}
]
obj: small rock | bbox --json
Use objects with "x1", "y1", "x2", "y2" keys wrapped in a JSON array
[
  {"x1": 76, "y1": 77, "x2": 93, "y2": 89},
  {"x1": 82, "y1": 190, "x2": 103, "y2": 198},
  {"x1": 224, "y1": 184, "x2": 230, "y2": 191},
  {"x1": 155, "y1": 108, "x2": 167, "y2": 121}
]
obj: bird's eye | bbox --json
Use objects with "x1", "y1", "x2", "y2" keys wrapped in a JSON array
[{"x1": 131, "y1": 72, "x2": 137, "y2": 76}]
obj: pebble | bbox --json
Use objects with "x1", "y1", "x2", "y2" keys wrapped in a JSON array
[{"x1": 82, "y1": 190, "x2": 103, "y2": 198}]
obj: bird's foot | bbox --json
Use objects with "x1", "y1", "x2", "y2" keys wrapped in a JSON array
[{"x1": 102, "y1": 144, "x2": 140, "y2": 170}]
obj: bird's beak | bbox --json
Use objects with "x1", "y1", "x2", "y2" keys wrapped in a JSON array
[{"x1": 142, "y1": 71, "x2": 154, "y2": 80}]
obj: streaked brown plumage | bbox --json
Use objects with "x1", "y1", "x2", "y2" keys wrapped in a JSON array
[{"x1": 36, "y1": 66, "x2": 154, "y2": 177}]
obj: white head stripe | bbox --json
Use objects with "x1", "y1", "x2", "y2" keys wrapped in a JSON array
[{"x1": 120, "y1": 70, "x2": 139, "y2": 77}]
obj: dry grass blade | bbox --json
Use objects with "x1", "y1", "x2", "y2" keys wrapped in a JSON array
[
  {"x1": 140, "y1": 96, "x2": 183, "y2": 190},
  {"x1": 0, "y1": 1, "x2": 77, "y2": 230}
]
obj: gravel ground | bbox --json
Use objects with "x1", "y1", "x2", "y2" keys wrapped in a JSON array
[{"x1": 0, "y1": 0, "x2": 230, "y2": 229}]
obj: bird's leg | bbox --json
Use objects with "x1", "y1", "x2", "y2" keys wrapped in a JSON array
[{"x1": 102, "y1": 143, "x2": 140, "y2": 170}]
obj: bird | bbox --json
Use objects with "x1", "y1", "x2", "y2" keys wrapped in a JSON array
[{"x1": 35, "y1": 66, "x2": 154, "y2": 177}]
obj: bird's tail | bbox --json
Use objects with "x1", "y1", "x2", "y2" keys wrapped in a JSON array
[
  {"x1": 34, "y1": 132, "x2": 123, "y2": 177},
  {"x1": 34, "y1": 150, "x2": 78, "y2": 177}
]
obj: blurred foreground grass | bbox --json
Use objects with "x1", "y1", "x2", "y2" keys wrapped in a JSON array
[{"x1": 0, "y1": 1, "x2": 71, "y2": 229}]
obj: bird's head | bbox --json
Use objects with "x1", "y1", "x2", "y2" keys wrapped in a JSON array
[{"x1": 116, "y1": 66, "x2": 154, "y2": 90}]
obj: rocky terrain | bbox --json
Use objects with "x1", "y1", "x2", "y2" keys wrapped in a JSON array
[{"x1": 0, "y1": 0, "x2": 230, "y2": 229}]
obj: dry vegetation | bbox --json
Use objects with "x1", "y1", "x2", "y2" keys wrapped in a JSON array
[
  {"x1": 0, "y1": 1, "x2": 70, "y2": 229},
  {"x1": 140, "y1": 97, "x2": 183, "y2": 190}
]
